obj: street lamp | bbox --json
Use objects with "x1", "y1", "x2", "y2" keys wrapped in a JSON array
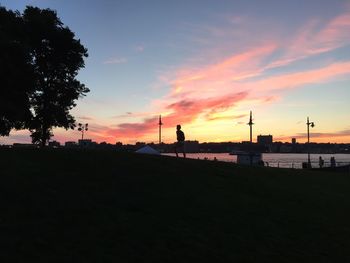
[
  {"x1": 78, "y1": 123, "x2": 88, "y2": 140},
  {"x1": 306, "y1": 117, "x2": 315, "y2": 167},
  {"x1": 247, "y1": 110, "x2": 254, "y2": 143},
  {"x1": 158, "y1": 115, "x2": 163, "y2": 145}
]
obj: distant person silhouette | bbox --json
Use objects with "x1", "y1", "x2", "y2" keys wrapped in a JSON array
[
  {"x1": 330, "y1": 156, "x2": 336, "y2": 168},
  {"x1": 175, "y1": 125, "x2": 186, "y2": 158},
  {"x1": 319, "y1": 156, "x2": 324, "y2": 168}
]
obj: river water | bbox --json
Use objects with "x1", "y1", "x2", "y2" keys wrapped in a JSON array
[{"x1": 163, "y1": 153, "x2": 350, "y2": 169}]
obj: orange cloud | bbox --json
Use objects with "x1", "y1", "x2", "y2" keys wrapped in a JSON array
[
  {"x1": 206, "y1": 114, "x2": 247, "y2": 122},
  {"x1": 107, "y1": 92, "x2": 249, "y2": 141}
]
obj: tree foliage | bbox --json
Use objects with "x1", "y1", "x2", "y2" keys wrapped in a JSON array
[
  {"x1": 0, "y1": 6, "x2": 88, "y2": 145},
  {"x1": 0, "y1": 7, "x2": 34, "y2": 136}
]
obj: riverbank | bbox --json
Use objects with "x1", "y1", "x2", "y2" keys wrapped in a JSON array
[
  {"x1": 1, "y1": 148, "x2": 350, "y2": 262},
  {"x1": 164, "y1": 152, "x2": 350, "y2": 169}
]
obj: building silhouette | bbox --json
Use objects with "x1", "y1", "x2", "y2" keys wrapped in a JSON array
[{"x1": 257, "y1": 135, "x2": 273, "y2": 145}]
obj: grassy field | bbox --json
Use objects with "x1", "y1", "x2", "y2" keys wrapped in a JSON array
[{"x1": 0, "y1": 148, "x2": 350, "y2": 262}]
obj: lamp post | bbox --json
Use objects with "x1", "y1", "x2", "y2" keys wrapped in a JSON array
[
  {"x1": 78, "y1": 123, "x2": 88, "y2": 140},
  {"x1": 306, "y1": 117, "x2": 315, "y2": 167},
  {"x1": 247, "y1": 111, "x2": 254, "y2": 143},
  {"x1": 158, "y1": 115, "x2": 163, "y2": 145},
  {"x1": 247, "y1": 111, "x2": 255, "y2": 166}
]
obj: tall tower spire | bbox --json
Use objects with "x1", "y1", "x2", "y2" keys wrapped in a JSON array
[
  {"x1": 247, "y1": 111, "x2": 254, "y2": 143},
  {"x1": 158, "y1": 115, "x2": 163, "y2": 144}
]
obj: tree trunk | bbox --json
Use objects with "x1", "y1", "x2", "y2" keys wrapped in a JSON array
[
  {"x1": 41, "y1": 123, "x2": 47, "y2": 147},
  {"x1": 40, "y1": 137, "x2": 46, "y2": 147}
]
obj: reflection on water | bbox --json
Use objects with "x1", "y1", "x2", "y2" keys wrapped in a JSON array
[{"x1": 163, "y1": 153, "x2": 350, "y2": 169}]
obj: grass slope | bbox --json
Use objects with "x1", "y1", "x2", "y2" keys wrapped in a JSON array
[{"x1": 0, "y1": 148, "x2": 350, "y2": 262}]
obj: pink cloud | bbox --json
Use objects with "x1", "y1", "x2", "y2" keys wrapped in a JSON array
[
  {"x1": 267, "y1": 12, "x2": 350, "y2": 69},
  {"x1": 165, "y1": 43, "x2": 277, "y2": 101},
  {"x1": 51, "y1": 122, "x2": 116, "y2": 143},
  {"x1": 102, "y1": 117, "x2": 160, "y2": 141},
  {"x1": 249, "y1": 61, "x2": 350, "y2": 94}
]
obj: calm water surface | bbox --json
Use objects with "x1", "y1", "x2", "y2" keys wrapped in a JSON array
[{"x1": 163, "y1": 153, "x2": 350, "y2": 169}]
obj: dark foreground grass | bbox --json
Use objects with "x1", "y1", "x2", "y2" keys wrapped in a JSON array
[{"x1": 0, "y1": 148, "x2": 350, "y2": 262}]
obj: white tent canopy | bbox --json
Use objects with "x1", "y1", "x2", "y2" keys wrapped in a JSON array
[{"x1": 135, "y1": 145, "x2": 160, "y2": 155}]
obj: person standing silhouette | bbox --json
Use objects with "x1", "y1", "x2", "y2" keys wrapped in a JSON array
[
  {"x1": 319, "y1": 156, "x2": 324, "y2": 168},
  {"x1": 175, "y1": 125, "x2": 186, "y2": 158},
  {"x1": 330, "y1": 156, "x2": 336, "y2": 168}
]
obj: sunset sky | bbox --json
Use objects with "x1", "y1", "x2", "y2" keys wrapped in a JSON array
[{"x1": 1, "y1": 0, "x2": 350, "y2": 144}]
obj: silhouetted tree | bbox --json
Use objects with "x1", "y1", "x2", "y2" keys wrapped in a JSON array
[
  {"x1": 0, "y1": 6, "x2": 88, "y2": 146},
  {"x1": 23, "y1": 7, "x2": 89, "y2": 146},
  {"x1": 0, "y1": 7, "x2": 34, "y2": 136}
]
